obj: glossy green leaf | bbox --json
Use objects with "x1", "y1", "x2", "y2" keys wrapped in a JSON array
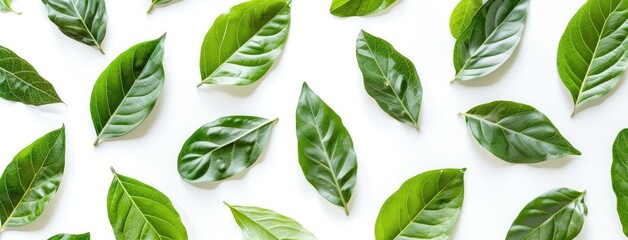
[
  {"x1": 557, "y1": 0, "x2": 628, "y2": 115},
  {"x1": 356, "y1": 30, "x2": 422, "y2": 129},
  {"x1": 199, "y1": 0, "x2": 290, "y2": 86},
  {"x1": 506, "y1": 188, "x2": 587, "y2": 240},
  {"x1": 0, "y1": 126, "x2": 65, "y2": 229},
  {"x1": 0, "y1": 0, "x2": 19, "y2": 14},
  {"x1": 375, "y1": 168, "x2": 465, "y2": 240},
  {"x1": 296, "y1": 82, "x2": 358, "y2": 215},
  {"x1": 90, "y1": 34, "x2": 166, "y2": 145},
  {"x1": 107, "y1": 168, "x2": 187, "y2": 240},
  {"x1": 42, "y1": 0, "x2": 107, "y2": 54},
  {"x1": 0, "y1": 45, "x2": 63, "y2": 106},
  {"x1": 48, "y1": 232, "x2": 90, "y2": 240},
  {"x1": 462, "y1": 101, "x2": 581, "y2": 163},
  {"x1": 147, "y1": 0, "x2": 173, "y2": 13},
  {"x1": 225, "y1": 203, "x2": 318, "y2": 240},
  {"x1": 330, "y1": 0, "x2": 397, "y2": 17},
  {"x1": 449, "y1": 0, "x2": 482, "y2": 38},
  {"x1": 178, "y1": 116, "x2": 277, "y2": 183},
  {"x1": 453, "y1": 0, "x2": 530, "y2": 82},
  {"x1": 613, "y1": 129, "x2": 628, "y2": 237}
]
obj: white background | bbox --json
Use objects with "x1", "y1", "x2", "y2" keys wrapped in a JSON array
[{"x1": 0, "y1": 0, "x2": 624, "y2": 239}]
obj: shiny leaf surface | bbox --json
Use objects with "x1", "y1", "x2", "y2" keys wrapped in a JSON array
[
  {"x1": 356, "y1": 30, "x2": 422, "y2": 129},
  {"x1": 0, "y1": 45, "x2": 63, "y2": 106},
  {"x1": 506, "y1": 188, "x2": 587, "y2": 240},
  {"x1": 90, "y1": 34, "x2": 166, "y2": 145},
  {"x1": 449, "y1": 0, "x2": 482, "y2": 38},
  {"x1": 375, "y1": 169, "x2": 465, "y2": 240},
  {"x1": 42, "y1": 0, "x2": 107, "y2": 53},
  {"x1": 613, "y1": 129, "x2": 628, "y2": 237},
  {"x1": 330, "y1": 0, "x2": 397, "y2": 17},
  {"x1": 199, "y1": 0, "x2": 290, "y2": 86},
  {"x1": 453, "y1": 0, "x2": 530, "y2": 82},
  {"x1": 178, "y1": 116, "x2": 277, "y2": 183},
  {"x1": 463, "y1": 101, "x2": 580, "y2": 163},
  {"x1": 107, "y1": 168, "x2": 187, "y2": 240},
  {"x1": 48, "y1": 232, "x2": 90, "y2": 240},
  {"x1": 296, "y1": 82, "x2": 358, "y2": 215},
  {"x1": 226, "y1": 203, "x2": 318, "y2": 240},
  {"x1": 0, "y1": 127, "x2": 65, "y2": 229},
  {"x1": 557, "y1": 0, "x2": 628, "y2": 115}
]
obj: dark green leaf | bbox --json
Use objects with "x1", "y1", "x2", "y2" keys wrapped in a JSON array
[
  {"x1": 147, "y1": 0, "x2": 173, "y2": 13},
  {"x1": 42, "y1": 0, "x2": 107, "y2": 54},
  {"x1": 48, "y1": 232, "x2": 90, "y2": 240},
  {"x1": 0, "y1": 0, "x2": 19, "y2": 14},
  {"x1": 178, "y1": 116, "x2": 277, "y2": 183},
  {"x1": 0, "y1": 126, "x2": 65, "y2": 229},
  {"x1": 375, "y1": 168, "x2": 465, "y2": 240},
  {"x1": 107, "y1": 168, "x2": 187, "y2": 240},
  {"x1": 296, "y1": 82, "x2": 357, "y2": 215},
  {"x1": 199, "y1": 0, "x2": 290, "y2": 86},
  {"x1": 453, "y1": 0, "x2": 530, "y2": 82},
  {"x1": 90, "y1": 34, "x2": 166, "y2": 145},
  {"x1": 356, "y1": 30, "x2": 422, "y2": 129},
  {"x1": 0, "y1": 45, "x2": 63, "y2": 106},
  {"x1": 506, "y1": 188, "x2": 587, "y2": 240},
  {"x1": 225, "y1": 203, "x2": 318, "y2": 240},
  {"x1": 613, "y1": 129, "x2": 628, "y2": 237},
  {"x1": 330, "y1": 0, "x2": 397, "y2": 17},
  {"x1": 462, "y1": 101, "x2": 581, "y2": 163},
  {"x1": 557, "y1": 0, "x2": 628, "y2": 115},
  {"x1": 449, "y1": 0, "x2": 482, "y2": 38}
]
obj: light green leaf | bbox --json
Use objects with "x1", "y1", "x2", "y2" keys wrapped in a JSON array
[
  {"x1": 375, "y1": 168, "x2": 465, "y2": 240},
  {"x1": 296, "y1": 82, "x2": 358, "y2": 215},
  {"x1": 613, "y1": 129, "x2": 628, "y2": 237},
  {"x1": 147, "y1": 0, "x2": 174, "y2": 13},
  {"x1": 225, "y1": 203, "x2": 318, "y2": 240},
  {"x1": 199, "y1": 0, "x2": 290, "y2": 86},
  {"x1": 330, "y1": 0, "x2": 397, "y2": 17},
  {"x1": 42, "y1": 0, "x2": 108, "y2": 53},
  {"x1": 557, "y1": 0, "x2": 628, "y2": 115},
  {"x1": 449, "y1": 0, "x2": 482, "y2": 38},
  {"x1": 90, "y1": 34, "x2": 166, "y2": 145},
  {"x1": 0, "y1": 0, "x2": 20, "y2": 14},
  {"x1": 506, "y1": 188, "x2": 587, "y2": 240},
  {"x1": 0, "y1": 126, "x2": 65, "y2": 229},
  {"x1": 48, "y1": 232, "x2": 90, "y2": 240},
  {"x1": 178, "y1": 116, "x2": 277, "y2": 183},
  {"x1": 107, "y1": 168, "x2": 187, "y2": 240}
]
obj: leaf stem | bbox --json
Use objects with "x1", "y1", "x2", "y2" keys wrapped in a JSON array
[
  {"x1": 196, "y1": 82, "x2": 204, "y2": 88},
  {"x1": 147, "y1": 3, "x2": 156, "y2": 14},
  {"x1": 343, "y1": 204, "x2": 350, "y2": 216},
  {"x1": 98, "y1": 45, "x2": 105, "y2": 54},
  {"x1": 93, "y1": 138, "x2": 100, "y2": 146},
  {"x1": 109, "y1": 166, "x2": 117, "y2": 174}
]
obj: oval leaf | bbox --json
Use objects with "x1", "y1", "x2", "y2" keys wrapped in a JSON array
[
  {"x1": 462, "y1": 101, "x2": 581, "y2": 163},
  {"x1": 0, "y1": 0, "x2": 19, "y2": 14},
  {"x1": 48, "y1": 232, "x2": 90, "y2": 240},
  {"x1": 449, "y1": 0, "x2": 482, "y2": 38},
  {"x1": 613, "y1": 129, "x2": 628, "y2": 237},
  {"x1": 330, "y1": 0, "x2": 397, "y2": 17},
  {"x1": 42, "y1": 0, "x2": 107, "y2": 54},
  {"x1": 557, "y1": 0, "x2": 628, "y2": 115},
  {"x1": 199, "y1": 0, "x2": 290, "y2": 86},
  {"x1": 0, "y1": 126, "x2": 65, "y2": 229},
  {"x1": 178, "y1": 116, "x2": 278, "y2": 183},
  {"x1": 296, "y1": 82, "x2": 358, "y2": 215},
  {"x1": 356, "y1": 30, "x2": 422, "y2": 129},
  {"x1": 453, "y1": 0, "x2": 530, "y2": 82},
  {"x1": 225, "y1": 203, "x2": 318, "y2": 240},
  {"x1": 506, "y1": 188, "x2": 587, "y2": 240},
  {"x1": 107, "y1": 168, "x2": 187, "y2": 240},
  {"x1": 90, "y1": 34, "x2": 166, "y2": 145},
  {"x1": 0, "y1": 45, "x2": 63, "y2": 106},
  {"x1": 375, "y1": 168, "x2": 465, "y2": 240},
  {"x1": 147, "y1": 0, "x2": 173, "y2": 13}
]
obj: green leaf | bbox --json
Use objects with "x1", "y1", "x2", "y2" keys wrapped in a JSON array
[
  {"x1": 375, "y1": 168, "x2": 465, "y2": 240},
  {"x1": 462, "y1": 101, "x2": 581, "y2": 163},
  {"x1": 42, "y1": 0, "x2": 107, "y2": 54},
  {"x1": 330, "y1": 0, "x2": 397, "y2": 17},
  {"x1": 90, "y1": 34, "x2": 166, "y2": 145},
  {"x1": 0, "y1": 45, "x2": 63, "y2": 106},
  {"x1": 557, "y1": 0, "x2": 628, "y2": 116},
  {"x1": 0, "y1": 126, "x2": 65, "y2": 229},
  {"x1": 612, "y1": 129, "x2": 628, "y2": 237},
  {"x1": 107, "y1": 168, "x2": 187, "y2": 240},
  {"x1": 178, "y1": 116, "x2": 278, "y2": 183},
  {"x1": 506, "y1": 188, "x2": 587, "y2": 240},
  {"x1": 147, "y1": 0, "x2": 173, "y2": 14},
  {"x1": 449, "y1": 0, "x2": 482, "y2": 38},
  {"x1": 48, "y1": 232, "x2": 90, "y2": 240},
  {"x1": 225, "y1": 203, "x2": 318, "y2": 240},
  {"x1": 296, "y1": 82, "x2": 358, "y2": 215},
  {"x1": 198, "y1": 0, "x2": 290, "y2": 86},
  {"x1": 0, "y1": 0, "x2": 20, "y2": 14},
  {"x1": 356, "y1": 30, "x2": 422, "y2": 129},
  {"x1": 453, "y1": 0, "x2": 530, "y2": 82}
]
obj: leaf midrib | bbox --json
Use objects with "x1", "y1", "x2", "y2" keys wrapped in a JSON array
[
  {"x1": 230, "y1": 206, "x2": 281, "y2": 240},
  {"x1": 518, "y1": 191, "x2": 585, "y2": 240},
  {"x1": 66, "y1": 0, "x2": 103, "y2": 51},
  {"x1": 198, "y1": 118, "x2": 277, "y2": 159},
  {"x1": 113, "y1": 174, "x2": 165, "y2": 240},
  {"x1": 0, "y1": 63, "x2": 60, "y2": 102}
]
